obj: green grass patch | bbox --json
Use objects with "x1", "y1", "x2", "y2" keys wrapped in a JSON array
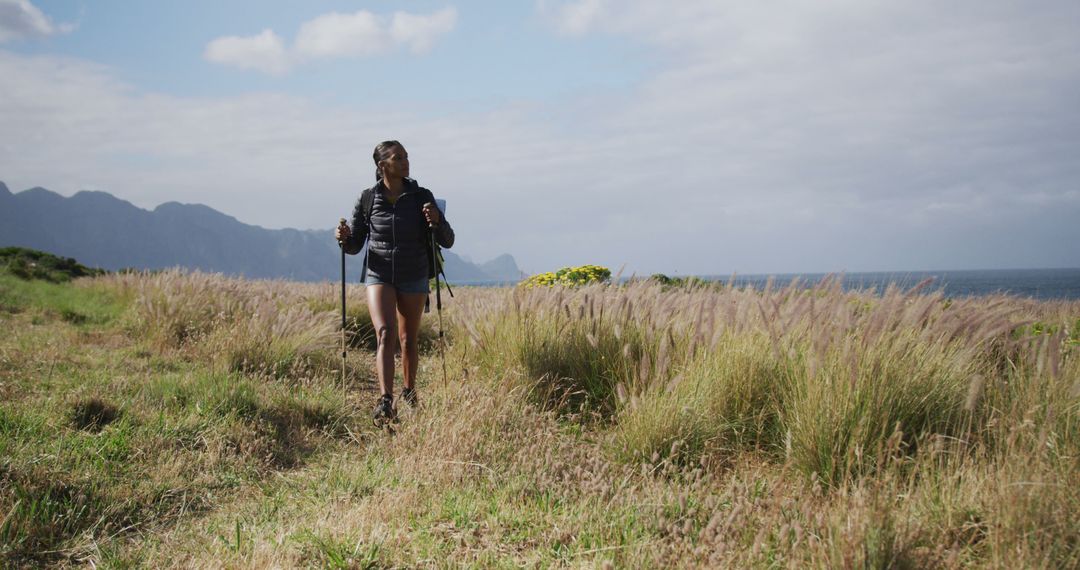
[
  {"x1": 0, "y1": 273, "x2": 127, "y2": 325},
  {"x1": 292, "y1": 528, "x2": 386, "y2": 569}
]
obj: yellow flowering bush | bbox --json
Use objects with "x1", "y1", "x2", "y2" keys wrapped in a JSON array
[{"x1": 520, "y1": 264, "x2": 611, "y2": 288}]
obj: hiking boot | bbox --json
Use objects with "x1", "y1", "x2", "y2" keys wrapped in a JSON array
[
  {"x1": 401, "y1": 387, "x2": 418, "y2": 407},
  {"x1": 372, "y1": 394, "x2": 395, "y2": 426}
]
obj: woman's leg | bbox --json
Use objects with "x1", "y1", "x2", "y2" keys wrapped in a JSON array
[
  {"x1": 396, "y1": 291, "x2": 428, "y2": 391},
  {"x1": 366, "y1": 284, "x2": 399, "y2": 396}
]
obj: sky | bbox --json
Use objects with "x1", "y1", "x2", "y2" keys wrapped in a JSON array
[{"x1": 1, "y1": 0, "x2": 1078, "y2": 275}]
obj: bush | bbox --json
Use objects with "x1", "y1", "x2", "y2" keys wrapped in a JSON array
[
  {"x1": 649, "y1": 274, "x2": 711, "y2": 289},
  {"x1": 520, "y1": 265, "x2": 611, "y2": 288},
  {"x1": 0, "y1": 247, "x2": 105, "y2": 282}
]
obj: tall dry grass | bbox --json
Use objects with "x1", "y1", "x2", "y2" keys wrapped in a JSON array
[
  {"x1": 98, "y1": 270, "x2": 352, "y2": 378},
  {"x1": 9, "y1": 269, "x2": 1074, "y2": 567},
  {"x1": 433, "y1": 278, "x2": 1077, "y2": 566},
  {"x1": 94, "y1": 269, "x2": 441, "y2": 380},
  {"x1": 453, "y1": 278, "x2": 1077, "y2": 483}
]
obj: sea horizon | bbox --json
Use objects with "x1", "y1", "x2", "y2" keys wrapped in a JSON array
[
  {"x1": 456, "y1": 267, "x2": 1080, "y2": 301},
  {"x1": 695, "y1": 267, "x2": 1080, "y2": 301}
]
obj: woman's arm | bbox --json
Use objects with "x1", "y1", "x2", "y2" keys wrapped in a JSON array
[
  {"x1": 420, "y1": 189, "x2": 454, "y2": 249},
  {"x1": 434, "y1": 215, "x2": 454, "y2": 249},
  {"x1": 341, "y1": 195, "x2": 369, "y2": 254},
  {"x1": 419, "y1": 187, "x2": 453, "y2": 248}
]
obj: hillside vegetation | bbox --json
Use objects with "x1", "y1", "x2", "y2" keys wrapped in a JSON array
[
  {"x1": 1, "y1": 247, "x2": 106, "y2": 283},
  {"x1": 0, "y1": 257, "x2": 1078, "y2": 568}
]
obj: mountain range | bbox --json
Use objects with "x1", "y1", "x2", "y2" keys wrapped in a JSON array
[{"x1": 0, "y1": 181, "x2": 523, "y2": 283}]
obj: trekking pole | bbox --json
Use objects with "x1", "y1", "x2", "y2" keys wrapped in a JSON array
[
  {"x1": 338, "y1": 218, "x2": 348, "y2": 394},
  {"x1": 430, "y1": 230, "x2": 448, "y2": 389}
]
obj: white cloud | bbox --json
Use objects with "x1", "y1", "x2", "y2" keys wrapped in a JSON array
[
  {"x1": 542, "y1": 0, "x2": 607, "y2": 36},
  {"x1": 0, "y1": 0, "x2": 73, "y2": 42},
  {"x1": 294, "y1": 11, "x2": 385, "y2": 59},
  {"x1": 390, "y1": 8, "x2": 458, "y2": 54},
  {"x1": 529, "y1": 0, "x2": 1080, "y2": 273},
  {"x1": 203, "y1": 29, "x2": 290, "y2": 75},
  {"x1": 207, "y1": 8, "x2": 457, "y2": 74}
]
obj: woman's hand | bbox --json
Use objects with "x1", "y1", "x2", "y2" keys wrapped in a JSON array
[
  {"x1": 335, "y1": 220, "x2": 351, "y2": 243},
  {"x1": 422, "y1": 202, "x2": 441, "y2": 227}
]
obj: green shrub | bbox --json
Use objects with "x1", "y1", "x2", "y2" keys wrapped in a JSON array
[
  {"x1": 520, "y1": 265, "x2": 611, "y2": 288},
  {"x1": 649, "y1": 274, "x2": 711, "y2": 289},
  {"x1": 0, "y1": 247, "x2": 105, "y2": 282}
]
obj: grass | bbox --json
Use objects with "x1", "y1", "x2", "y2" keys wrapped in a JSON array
[
  {"x1": 1, "y1": 262, "x2": 1078, "y2": 567},
  {"x1": 0, "y1": 273, "x2": 129, "y2": 326},
  {"x1": 612, "y1": 331, "x2": 789, "y2": 466}
]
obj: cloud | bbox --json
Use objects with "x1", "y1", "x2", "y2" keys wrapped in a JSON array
[
  {"x1": 522, "y1": 0, "x2": 1080, "y2": 269},
  {"x1": 204, "y1": 29, "x2": 290, "y2": 75},
  {"x1": 389, "y1": 8, "x2": 458, "y2": 54},
  {"x1": 207, "y1": 8, "x2": 457, "y2": 74},
  {"x1": 0, "y1": 48, "x2": 538, "y2": 253},
  {"x1": 294, "y1": 11, "x2": 384, "y2": 59},
  {"x1": 3, "y1": 0, "x2": 1080, "y2": 274},
  {"x1": 542, "y1": 0, "x2": 607, "y2": 36},
  {"x1": 0, "y1": 0, "x2": 73, "y2": 42}
]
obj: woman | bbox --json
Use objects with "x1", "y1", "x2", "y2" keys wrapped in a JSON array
[{"x1": 335, "y1": 140, "x2": 454, "y2": 423}]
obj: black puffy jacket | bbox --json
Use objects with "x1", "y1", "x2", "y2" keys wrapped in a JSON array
[{"x1": 342, "y1": 178, "x2": 454, "y2": 283}]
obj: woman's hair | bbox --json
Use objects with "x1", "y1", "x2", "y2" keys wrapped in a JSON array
[{"x1": 373, "y1": 140, "x2": 403, "y2": 181}]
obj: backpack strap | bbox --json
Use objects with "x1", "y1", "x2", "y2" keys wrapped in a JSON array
[
  {"x1": 359, "y1": 188, "x2": 374, "y2": 282},
  {"x1": 361, "y1": 188, "x2": 375, "y2": 225}
]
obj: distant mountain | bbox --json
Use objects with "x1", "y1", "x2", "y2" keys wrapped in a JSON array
[
  {"x1": 0, "y1": 181, "x2": 522, "y2": 283},
  {"x1": 478, "y1": 254, "x2": 526, "y2": 282}
]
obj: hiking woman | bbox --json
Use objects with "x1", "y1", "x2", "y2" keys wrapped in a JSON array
[{"x1": 335, "y1": 140, "x2": 454, "y2": 423}]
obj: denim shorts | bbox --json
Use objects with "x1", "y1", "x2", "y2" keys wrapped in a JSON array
[{"x1": 363, "y1": 272, "x2": 430, "y2": 294}]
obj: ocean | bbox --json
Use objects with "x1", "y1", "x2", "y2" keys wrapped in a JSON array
[
  {"x1": 459, "y1": 268, "x2": 1080, "y2": 301},
  {"x1": 698, "y1": 268, "x2": 1080, "y2": 301}
]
